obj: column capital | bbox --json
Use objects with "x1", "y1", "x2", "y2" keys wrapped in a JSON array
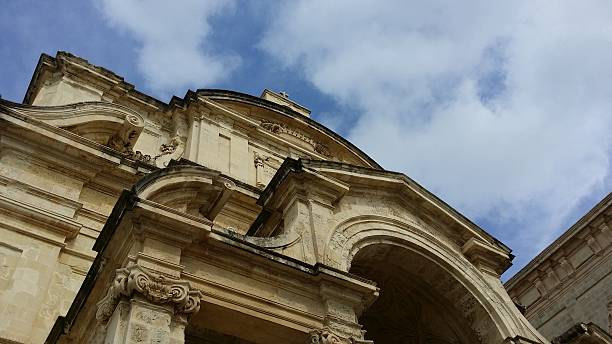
[
  {"x1": 96, "y1": 263, "x2": 203, "y2": 322},
  {"x1": 309, "y1": 328, "x2": 373, "y2": 344}
]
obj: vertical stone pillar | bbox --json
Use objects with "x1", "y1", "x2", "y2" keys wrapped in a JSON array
[
  {"x1": 280, "y1": 188, "x2": 318, "y2": 264},
  {"x1": 94, "y1": 263, "x2": 203, "y2": 344},
  {"x1": 308, "y1": 281, "x2": 373, "y2": 344},
  {"x1": 307, "y1": 328, "x2": 374, "y2": 344}
]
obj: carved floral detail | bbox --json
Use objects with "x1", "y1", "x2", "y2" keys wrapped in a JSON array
[
  {"x1": 309, "y1": 328, "x2": 350, "y2": 344},
  {"x1": 118, "y1": 136, "x2": 181, "y2": 165},
  {"x1": 152, "y1": 137, "x2": 180, "y2": 160},
  {"x1": 123, "y1": 149, "x2": 153, "y2": 163},
  {"x1": 253, "y1": 152, "x2": 270, "y2": 168},
  {"x1": 314, "y1": 143, "x2": 332, "y2": 157},
  {"x1": 260, "y1": 120, "x2": 332, "y2": 158},
  {"x1": 96, "y1": 264, "x2": 203, "y2": 322}
]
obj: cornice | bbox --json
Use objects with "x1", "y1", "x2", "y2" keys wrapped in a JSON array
[
  {"x1": 0, "y1": 174, "x2": 83, "y2": 218},
  {"x1": 254, "y1": 158, "x2": 512, "y2": 264},
  {"x1": 523, "y1": 246, "x2": 612, "y2": 319},
  {"x1": 22, "y1": 52, "x2": 382, "y2": 170},
  {"x1": 0, "y1": 194, "x2": 82, "y2": 242},
  {"x1": 0, "y1": 99, "x2": 156, "y2": 175},
  {"x1": 506, "y1": 192, "x2": 611, "y2": 289}
]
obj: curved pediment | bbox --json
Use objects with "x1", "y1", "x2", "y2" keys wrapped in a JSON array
[
  {"x1": 133, "y1": 165, "x2": 235, "y2": 220},
  {"x1": 194, "y1": 89, "x2": 381, "y2": 168},
  {"x1": 6, "y1": 101, "x2": 145, "y2": 152}
]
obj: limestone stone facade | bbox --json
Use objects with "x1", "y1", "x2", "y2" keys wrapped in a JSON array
[
  {"x1": 506, "y1": 193, "x2": 612, "y2": 343},
  {"x1": 0, "y1": 51, "x2": 548, "y2": 343}
]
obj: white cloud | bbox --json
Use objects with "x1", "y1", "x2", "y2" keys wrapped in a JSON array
[
  {"x1": 260, "y1": 0, "x2": 612, "y2": 267},
  {"x1": 98, "y1": 0, "x2": 239, "y2": 95}
]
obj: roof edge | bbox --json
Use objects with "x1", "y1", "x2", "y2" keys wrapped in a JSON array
[
  {"x1": 505, "y1": 192, "x2": 612, "y2": 288},
  {"x1": 23, "y1": 52, "x2": 382, "y2": 170},
  {"x1": 255, "y1": 158, "x2": 512, "y2": 257}
]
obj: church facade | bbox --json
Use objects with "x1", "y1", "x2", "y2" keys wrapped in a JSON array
[{"x1": 0, "y1": 51, "x2": 550, "y2": 343}]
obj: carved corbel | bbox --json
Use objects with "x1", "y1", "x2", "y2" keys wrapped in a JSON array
[{"x1": 96, "y1": 263, "x2": 203, "y2": 322}]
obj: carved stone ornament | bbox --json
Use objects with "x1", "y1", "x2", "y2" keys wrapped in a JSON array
[
  {"x1": 253, "y1": 151, "x2": 269, "y2": 168},
  {"x1": 309, "y1": 328, "x2": 352, "y2": 344},
  {"x1": 120, "y1": 136, "x2": 182, "y2": 165},
  {"x1": 96, "y1": 264, "x2": 203, "y2": 322},
  {"x1": 260, "y1": 120, "x2": 332, "y2": 158},
  {"x1": 152, "y1": 136, "x2": 181, "y2": 160},
  {"x1": 123, "y1": 149, "x2": 153, "y2": 163}
]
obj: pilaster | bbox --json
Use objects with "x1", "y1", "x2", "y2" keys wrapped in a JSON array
[
  {"x1": 263, "y1": 169, "x2": 349, "y2": 264},
  {"x1": 314, "y1": 281, "x2": 371, "y2": 343}
]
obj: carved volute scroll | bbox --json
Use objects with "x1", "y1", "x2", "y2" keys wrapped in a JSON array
[
  {"x1": 96, "y1": 263, "x2": 203, "y2": 322},
  {"x1": 133, "y1": 165, "x2": 236, "y2": 220},
  {"x1": 10, "y1": 101, "x2": 146, "y2": 152},
  {"x1": 308, "y1": 328, "x2": 374, "y2": 344},
  {"x1": 106, "y1": 111, "x2": 146, "y2": 152},
  {"x1": 308, "y1": 328, "x2": 350, "y2": 344}
]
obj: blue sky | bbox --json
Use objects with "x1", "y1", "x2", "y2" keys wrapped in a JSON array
[{"x1": 2, "y1": 0, "x2": 611, "y2": 279}]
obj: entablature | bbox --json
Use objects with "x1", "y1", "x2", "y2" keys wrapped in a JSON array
[{"x1": 505, "y1": 193, "x2": 612, "y2": 314}]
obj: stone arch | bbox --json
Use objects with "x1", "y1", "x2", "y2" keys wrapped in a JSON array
[
  {"x1": 324, "y1": 215, "x2": 529, "y2": 343},
  {"x1": 133, "y1": 165, "x2": 235, "y2": 219}
]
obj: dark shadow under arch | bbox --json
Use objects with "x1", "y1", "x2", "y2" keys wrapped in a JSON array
[{"x1": 350, "y1": 243, "x2": 486, "y2": 344}]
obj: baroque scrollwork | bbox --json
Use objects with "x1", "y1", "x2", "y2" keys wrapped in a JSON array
[
  {"x1": 119, "y1": 136, "x2": 181, "y2": 165},
  {"x1": 260, "y1": 120, "x2": 332, "y2": 158},
  {"x1": 152, "y1": 136, "x2": 180, "y2": 160},
  {"x1": 309, "y1": 328, "x2": 351, "y2": 344},
  {"x1": 120, "y1": 133, "x2": 185, "y2": 167},
  {"x1": 96, "y1": 264, "x2": 203, "y2": 322},
  {"x1": 123, "y1": 149, "x2": 153, "y2": 163}
]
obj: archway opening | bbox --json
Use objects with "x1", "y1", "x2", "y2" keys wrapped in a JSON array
[{"x1": 349, "y1": 243, "x2": 484, "y2": 343}]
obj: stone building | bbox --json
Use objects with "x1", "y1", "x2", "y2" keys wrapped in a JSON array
[
  {"x1": 0, "y1": 51, "x2": 550, "y2": 344},
  {"x1": 506, "y1": 193, "x2": 612, "y2": 342}
]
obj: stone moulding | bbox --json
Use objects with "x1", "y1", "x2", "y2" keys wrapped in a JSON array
[
  {"x1": 260, "y1": 120, "x2": 332, "y2": 157},
  {"x1": 95, "y1": 263, "x2": 203, "y2": 322},
  {"x1": 9, "y1": 101, "x2": 146, "y2": 149}
]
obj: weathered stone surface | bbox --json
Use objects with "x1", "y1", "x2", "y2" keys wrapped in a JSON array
[
  {"x1": 506, "y1": 194, "x2": 612, "y2": 340},
  {"x1": 0, "y1": 51, "x2": 554, "y2": 344}
]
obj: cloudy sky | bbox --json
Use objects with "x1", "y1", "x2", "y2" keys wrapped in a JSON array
[{"x1": 1, "y1": 0, "x2": 611, "y2": 279}]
